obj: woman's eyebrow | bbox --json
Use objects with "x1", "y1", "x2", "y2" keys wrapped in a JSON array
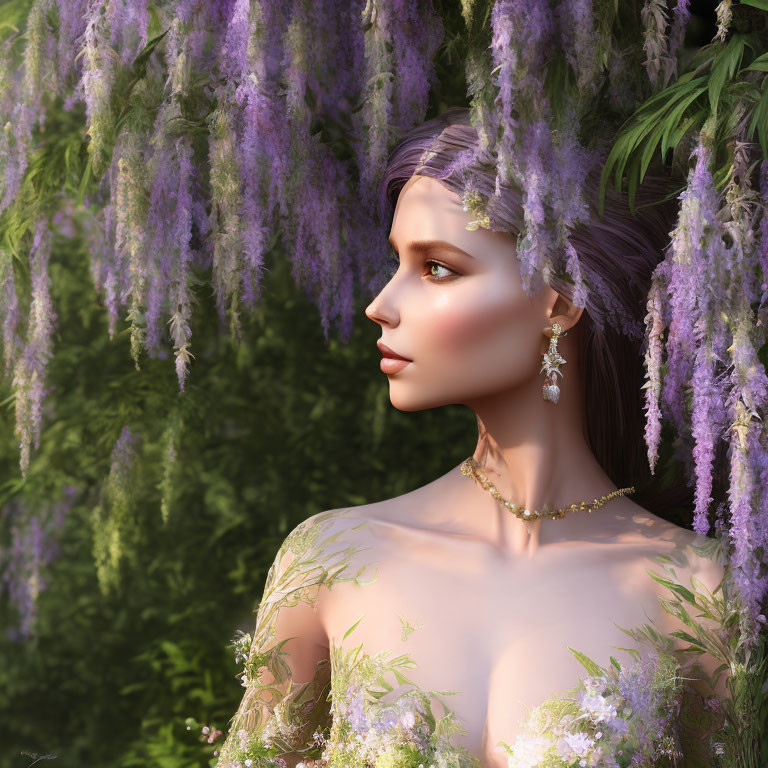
[{"x1": 387, "y1": 238, "x2": 475, "y2": 259}]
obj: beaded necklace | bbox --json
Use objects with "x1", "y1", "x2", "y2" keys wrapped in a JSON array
[{"x1": 460, "y1": 457, "x2": 635, "y2": 534}]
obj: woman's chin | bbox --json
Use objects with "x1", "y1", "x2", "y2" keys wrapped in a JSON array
[
  {"x1": 387, "y1": 388, "x2": 429, "y2": 412},
  {"x1": 387, "y1": 388, "x2": 457, "y2": 413}
]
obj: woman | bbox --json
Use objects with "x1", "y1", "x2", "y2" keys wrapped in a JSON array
[{"x1": 216, "y1": 108, "x2": 734, "y2": 768}]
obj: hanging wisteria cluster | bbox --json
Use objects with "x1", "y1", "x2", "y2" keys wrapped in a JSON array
[
  {"x1": 1, "y1": 0, "x2": 768, "y2": 641},
  {"x1": 643, "y1": 129, "x2": 768, "y2": 643},
  {"x1": 605, "y1": 1, "x2": 768, "y2": 644},
  {"x1": 482, "y1": 0, "x2": 605, "y2": 298},
  {"x1": 0, "y1": 0, "x2": 443, "y2": 476},
  {"x1": 0, "y1": 486, "x2": 75, "y2": 641}
]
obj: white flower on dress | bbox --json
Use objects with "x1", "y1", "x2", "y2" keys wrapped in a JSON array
[
  {"x1": 556, "y1": 732, "x2": 601, "y2": 767},
  {"x1": 564, "y1": 732, "x2": 594, "y2": 755},
  {"x1": 579, "y1": 691, "x2": 619, "y2": 722},
  {"x1": 506, "y1": 735, "x2": 551, "y2": 768}
]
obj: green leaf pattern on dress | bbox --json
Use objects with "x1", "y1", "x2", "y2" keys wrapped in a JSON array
[
  {"x1": 214, "y1": 516, "x2": 757, "y2": 768},
  {"x1": 320, "y1": 621, "x2": 482, "y2": 768}
]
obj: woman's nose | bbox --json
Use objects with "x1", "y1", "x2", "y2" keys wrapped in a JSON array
[
  {"x1": 365, "y1": 294, "x2": 387, "y2": 326},
  {"x1": 365, "y1": 284, "x2": 398, "y2": 327}
]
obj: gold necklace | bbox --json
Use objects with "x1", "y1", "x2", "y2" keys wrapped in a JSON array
[{"x1": 460, "y1": 457, "x2": 635, "y2": 534}]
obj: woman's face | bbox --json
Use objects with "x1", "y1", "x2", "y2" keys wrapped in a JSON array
[{"x1": 365, "y1": 174, "x2": 568, "y2": 411}]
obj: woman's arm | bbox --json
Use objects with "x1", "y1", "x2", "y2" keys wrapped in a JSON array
[{"x1": 216, "y1": 517, "x2": 336, "y2": 768}]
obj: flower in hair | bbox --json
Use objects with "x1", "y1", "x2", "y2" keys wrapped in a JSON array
[{"x1": 461, "y1": 189, "x2": 491, "y2": 231}]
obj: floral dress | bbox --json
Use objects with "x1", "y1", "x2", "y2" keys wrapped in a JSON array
[{"x1": 211, "y1": 509, "x2": 751, "y2": 768}]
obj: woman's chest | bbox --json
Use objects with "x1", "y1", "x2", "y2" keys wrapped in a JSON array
[{"x1": 316, "y1": 535, "x2": 670, "y2": 768}]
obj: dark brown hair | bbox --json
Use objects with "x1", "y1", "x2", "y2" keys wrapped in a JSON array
[{"x1": 379, "y1": 107, "x2": 692, "y2": 522}]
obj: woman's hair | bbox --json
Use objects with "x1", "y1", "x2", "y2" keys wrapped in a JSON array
[{"x1": 379, "y1": 107, "x2": 692, "y2": 523}]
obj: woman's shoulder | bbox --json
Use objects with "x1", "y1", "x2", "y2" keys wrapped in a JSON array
[
  {"x1": 266, "y1": 506, "x2": 387, "y2": 595},
  {"x1": 281, "y1": 494, "x2": 429, "y2": 554},
  {"x1": 606, "y1": 500, "x2": 727, "y2": 596},
  {"x1": 277, "y1": 505, "x2": 379, "y2": 557}
]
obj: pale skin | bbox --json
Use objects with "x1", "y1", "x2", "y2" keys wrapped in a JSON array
[{"x1": 259, "y1": 175, "x2": 728, "y2": 768}]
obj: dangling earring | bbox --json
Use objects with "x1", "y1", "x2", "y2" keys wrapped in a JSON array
[{"x1": 541, "y1": 322, "x2": 567, "y2": 404}]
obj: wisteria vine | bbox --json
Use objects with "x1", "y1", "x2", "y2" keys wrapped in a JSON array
[{"x1": 0, "y1": 0, "x2": 767, "y2": 644}]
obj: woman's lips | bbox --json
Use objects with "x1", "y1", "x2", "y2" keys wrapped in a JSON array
[
  {"x1": 377, "y1": 342, "x2": 411, "y2": 360},
  {"x1": 377, "y1": 342, "x2": 412, "y2": 373},
  {"x1": 380, "y1": 357, "x2": 411, "y2": 374}
]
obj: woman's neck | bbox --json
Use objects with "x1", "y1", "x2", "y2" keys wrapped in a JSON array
[{"x1": 464, "y1": 359, "x2": 623, "y2": 555}]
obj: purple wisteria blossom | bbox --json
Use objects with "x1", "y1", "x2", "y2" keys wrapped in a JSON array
[
  {"x1": 665, "y1": 0, "x2": 691, "y2": 86},
  {"x1": 643, "y1": 270, "x2": 666, "y2": 475},
  {"x1": 517, "y1": 120, "x2": 553, "y2": 295},
  {"x1": 648, "y1": 132, "x2": 768, "y2": 633},
  {"x1": 55, "y1": 0, "x2": 89, "y2": 88},
  {"x1": 556, "y1": 0, "x2": 602, "y2": 94},
  {"x1": 145, "y1": 135, "x2": 178, "y2": 355},
  {"x1": 690, "y1": 341, "x2": 727, "y2": 535},
  {"x1": 640, "y1": 0, "x2": 691, "y2": 89},
  {"x1": 490, "y1": 0, "x2": 555, "y2": 192},
  {"x1": 615, "y1": 651, "x2": 679, "y2": 759},
  {"x1": 345, "y1": 683, "x2": 371, "y2": 733},
  {"x1": 12, "y1": 217, "x2": 57, "y2": 477},
  {"x1": 0, "y1": 1, "x2": 765, "y2": 645},
  {"x1": 108, "y1": 0, "x2": 149, "y2": 65},
  {"x1": 758, "y1": 160, "x2": 768, "y2": 322},
  {"x1": 489, "y1": 0, "x2": 598, "y2": 307},
  {"x1": 220, "y1": 0, "x2": 251, "y2": 84},
  {"x1": 170, "y1": 137, "x2": 197, "y2": 391},
  {"x1": 81, "y1": 0, "x2": 118, "y2": 176},
  {"x1": 662, "y1": 141, "x2": 715, "y2": 434},
  {"x1": 1, "y1": 487, "x2": 76, "y2": 642},
  {"x1": 88, "y1": 202, "x2": 130, "y2": 339},
  {"x1": 0, "y1": 0, "x2": 442, "y2": 475},
  {"x1": 0, "y1": 255, "x2": 20, "y2": 375}
]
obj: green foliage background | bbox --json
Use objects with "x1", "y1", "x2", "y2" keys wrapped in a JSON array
[
  {"x1": 0, "y1": 210, "x2": 479, "y2": 766},
  {"x1": 0, "y1": 2, "x2": 718, "y2": 766}
]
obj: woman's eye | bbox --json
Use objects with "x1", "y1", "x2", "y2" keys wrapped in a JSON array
[
  {"x1": 425, "y1": 260, "x2": 458, "y2": 281},
  {"x1": 386, "y1": 251, "x2": 458, "y2": 282}
]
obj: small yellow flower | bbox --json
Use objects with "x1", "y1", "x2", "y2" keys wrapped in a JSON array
[{"x1": 461, "y1": 190, "x2": 491, "y2": 231}]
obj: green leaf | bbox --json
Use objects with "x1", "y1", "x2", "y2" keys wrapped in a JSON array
[
  {"x1": 568, "y1": 647, "x2": 605, "y2": 676},
  {"x1": 392, "y1": 669, "x2": 415, "y2": 686},
  {"x1": 612, "y1": 645, "x2": 642, "y2": 661},
  {"x1": 748, "y1": 81, "x2": 768, "y2": 156},
  {"x1": 666, "y1": 107, "x2": 707, "y2": 152},
  {"x1": 627, "y1": 151, "x2": 642, "y2": 214},
  {"x1": 343, "y1": 616, "x2": 365, "y2": 640},
  {"x1": 740, "y1": 0, "x2": 768, "y2": 10},
  {"x1": 76, "y1": 155, "x2": 92, "y2": 206},
  {"x1": 131, "y1": 28, "x2": 170, "y2": 80},
  {"x1": 648, "y1": 572, "x2": 700, "y2": 607},
  {"x1": 660, "y1": 87, "x2": 707, "y2": 158},
  {"x1": 639, "y1": 118, "x2": 670, "y2": 187},
  {"x1": 659, "y1": 596, "x2": 697, "y2": 626},
  {"x1": 670, "y1": 630, "x2": 706, "y2": 648},
  {"x1": 599, "y1": 76, "x2": 709, "y2": 211},
  {"x1": 708, "y1": 35, "x2": 746, "y2": 116},
  {"x1": 613, "y1": 117, "x2": 660, "y2": 193}
]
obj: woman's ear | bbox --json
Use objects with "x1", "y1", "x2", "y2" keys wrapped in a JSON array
[{"x1": 546, "y1": 292, "x2": 584, "y2": 335}]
